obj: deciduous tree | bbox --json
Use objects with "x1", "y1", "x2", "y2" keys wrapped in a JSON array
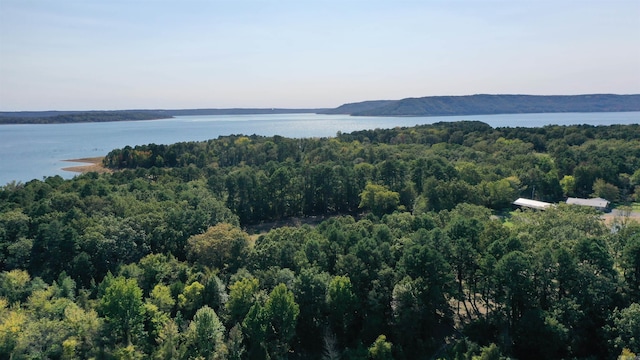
[
  {"x1": 187, "y1": 223, "x2": 250, "y2": 273},
  {"x1": 99, "y1": 276, "x2": 145, "y2": 345}
]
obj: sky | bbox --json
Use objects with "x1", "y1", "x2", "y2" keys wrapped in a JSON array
[{"x1": 0, "y1": 0, "x2": 639, "y2": 111}]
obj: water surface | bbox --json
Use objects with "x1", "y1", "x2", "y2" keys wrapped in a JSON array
[{"x1": 1, "y1": 112, "x2": 638, "y2": 185}]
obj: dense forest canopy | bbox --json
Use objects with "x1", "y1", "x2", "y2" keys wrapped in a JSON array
[{"x1": 1, "y1": 121, "x2": 640, "y2": 359}]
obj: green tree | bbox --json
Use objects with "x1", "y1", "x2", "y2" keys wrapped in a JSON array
[
  {"x1": 226, "y1": 277, "x2": 260, "y2": 326},
  {"x1": 483, "y1": 177, "x2": 521, "y2": 209},
  {"x1": 178, "y1": 281, "x2": 205, "y2": 319},
  {"x1": 592, "y1": 178, "x2": 619, "y2": 202},
  {"x1": 0, "y1": 209, "x2": 32, "y2": 270},
  {"x1": 268, "y1": 165, "x2": 299, "y2": 218},
  {"x1": 185, "y1": 305, "x2": 227, "y2": 360},
  {"x1": 226, "y1": 324, "x2": 246, "y2": 360},
  {"x1": 0, "y1": 209, "x2": 30, "y2": 249},
  {"x1": 609, "y1": 303, "x2": 640, "y2": 356},
  {"x1": 203, "y1": 274, "x2": 228, "y2": 313},
  {"x1": 560, "y1": 175, "x2": 576, "y2": 197},
  {"x1": 368, "y1": 334, "x2": 393, "y2": 360},
  {"x1": 187, "y1": 223, "x2": 250, "y2": 273},
  {"x1": 359, "y1": 183, "x2": 400, "y2": 217},
  {"x1": 478, "y1": 343, "x2": 502, "y2": 360},
  {"x1": 63, "y1": 303, "x2": 102, "y2": 359},
  {"x1": 240, "y1": 283, "x2": 300, "y2": 359},
  {"x1": 622, "y1": 234, "x2": 640, "y2": 301},
  {"x1": 326, "y1": 275, "x2": 358, "y2": 346},
  {"x1": 153, "y1": 318, "x2": 182, "y2": 360},
  {"x1": 148, "y1": 284, "x2": 175, "y2": 313},
  {"x1": 252, "y1": 226, "x2": 304, "y2": 271},
  {"x1": 99, "y1": 276, "x2": 145, "y2": 345},
  {"x1": 0, "y1": 300, "x2": 25, "y2": 358},
  {"x1": 0, "y1": 269, "x2": 31, "y2": 304},
  {"x1": 262, "y1": 283, "x2": 300, "y2": 359},
  {"x1": 618, "y1": 348, "x2": 638, "y2": 360},
  {"x1": 242, "y1": 300, "x2": 267, "y2": 359},
  {"x1": 136, "y1": 253, "x2": 188, "y2": 295},
  {"x1": 112, "y1": 344, "x2": 145, "y2": 359},
  {"x1": 495, "y1": 251, "x2": 533, "y2": 328},
  {"x1": 293, "y1": 269, "x2": 331, "y2": 352}
]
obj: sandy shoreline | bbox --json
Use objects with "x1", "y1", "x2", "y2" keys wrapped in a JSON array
[{"x1": 61, "y1": 157, "x2": 111, "y2": 174}]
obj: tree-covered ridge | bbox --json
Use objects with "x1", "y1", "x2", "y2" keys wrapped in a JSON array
[
  {"x1": 336, "y1": 94, "x2": 640, "y2": 116},
  {"x1": 1, "y1": 122, "x2": 640, "y2": 359}
]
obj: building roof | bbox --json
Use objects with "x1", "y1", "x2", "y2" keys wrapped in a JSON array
[
  {"x1": 566, "y1": 197, "x2": 610, "y2": 208},
  {"x1": 513, "y1": 198, "x2": 552, "y2": 210}
]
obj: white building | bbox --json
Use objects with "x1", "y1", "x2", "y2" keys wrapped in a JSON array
[{"x1": 513, "y1": 198, "x2": 553, "y2": 210}]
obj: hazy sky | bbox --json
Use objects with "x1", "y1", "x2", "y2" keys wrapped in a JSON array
[{"x1": 1, "y1": 0, "x2": 639, "y2": 111}]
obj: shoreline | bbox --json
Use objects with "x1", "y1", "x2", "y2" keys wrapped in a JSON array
[{"x1": 61, "y1": 157, "x2": 111, "y2": 174}]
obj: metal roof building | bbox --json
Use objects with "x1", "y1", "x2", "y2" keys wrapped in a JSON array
[
  {"x1": 566, "y1": 197, "x2": 610, "y2": 211},
  {"x1": 513, "y1": 198, "x2": 553, "y2": 210}
]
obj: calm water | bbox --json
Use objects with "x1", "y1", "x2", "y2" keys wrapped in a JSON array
[{"x1": 1, "y1": 112, "x2": 638, "y2": 185}]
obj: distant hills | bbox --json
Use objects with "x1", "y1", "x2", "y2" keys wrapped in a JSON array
[
  {"x1": 321, "y1": 94, "x2": 640, "y2": 116},
  {"x1": 1, "y1": 94, "x2": 638, "y2": 124},
  {"x1": 318, "y1": 100, "x2": 396, "y2": 115}
]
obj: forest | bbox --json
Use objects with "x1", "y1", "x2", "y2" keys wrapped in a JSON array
[{"x1": 1, "y1": 121, "x2": 640, "y2": 359}]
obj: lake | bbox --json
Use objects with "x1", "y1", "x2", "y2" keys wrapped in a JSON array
[{"x1": 1, "y1": 111, "x2": 638, "y2": 185}]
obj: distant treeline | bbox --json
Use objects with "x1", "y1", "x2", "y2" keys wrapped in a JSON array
[
  {"x1": 0, "y1": 111, "x2": 172, "y2": 124},
  {"x1": 321, "y1": 94, "x2": 640, "y2": 116},
  {"x1": 0, "y1": 108, "x2": 323, "y2": 124}
]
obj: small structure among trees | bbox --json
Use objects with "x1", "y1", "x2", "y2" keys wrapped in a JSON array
[
  {"x1": 512, "y1": 198, "x2": 552, "y2": 210},
  {"x1": 566, "y1": 197, "x2": 611, "y2": 212}
]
